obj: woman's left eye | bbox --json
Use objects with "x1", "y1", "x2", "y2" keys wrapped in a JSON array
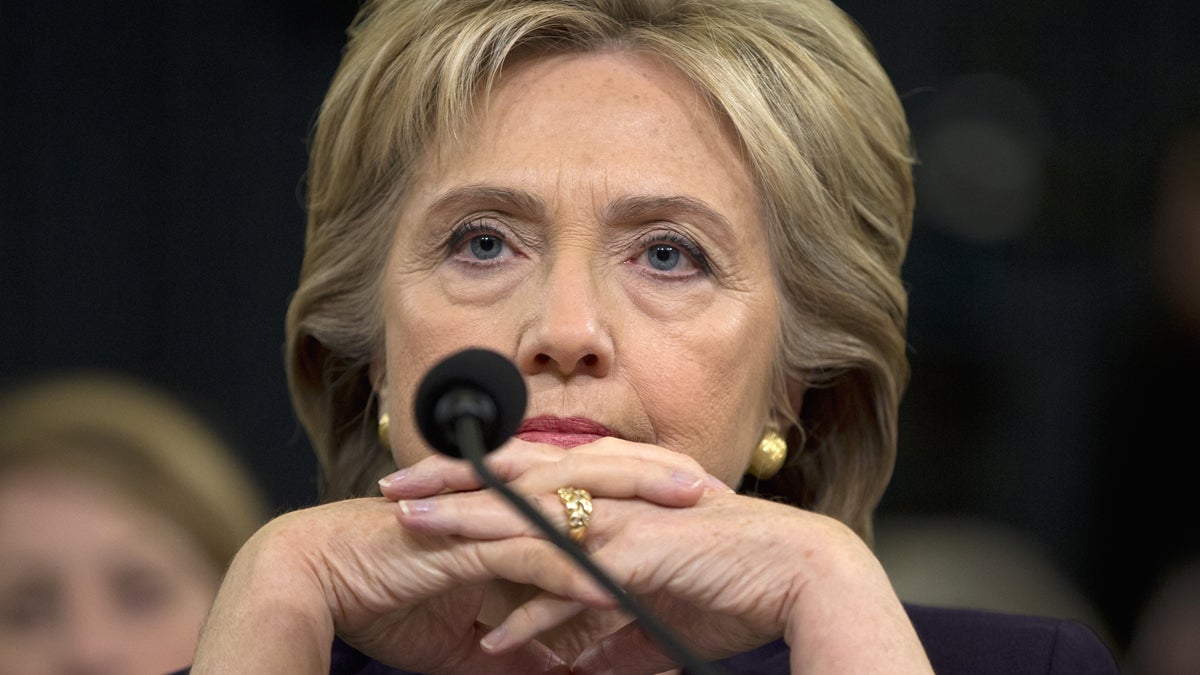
[
  {"x1": 113, "y1": 566, "x2": 175, "y2": 617},
  {"x1": 646, "y1": 244, "x2": 683, "y2": 271},
  {"x1": 634, "y1": 234, "x2": 709, "y2": 276}
]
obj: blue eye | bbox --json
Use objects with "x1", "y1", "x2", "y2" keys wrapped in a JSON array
[
  {"x1": 469, "y1": 234, "x2": 504, "y2": 260},
  {"x1": 633, "y1": 232, "x2": 710, "y2": 277},
  {"x1": 647, "y1": 245, "x2": 681, "y2": 271},
  {"x1": 447, "y1": 220, "x2": 512, "y2": 264}
]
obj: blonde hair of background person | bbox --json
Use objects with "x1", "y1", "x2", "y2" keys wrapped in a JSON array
[
  {"x1": 0, "y1": 371, "x2": 269, "y2": 675},
  {"x1": 186, "y1": 1, "x2": 1116, "y2": 673}
]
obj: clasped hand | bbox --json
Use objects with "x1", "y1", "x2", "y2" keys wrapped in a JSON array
[{"x1": 194, "y1": 438, "x2": 918, "y2": 675}]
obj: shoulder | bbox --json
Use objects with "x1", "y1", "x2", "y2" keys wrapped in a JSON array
[{"x1": 904, "y1": 603, "x2": 1120, "y2": 675}]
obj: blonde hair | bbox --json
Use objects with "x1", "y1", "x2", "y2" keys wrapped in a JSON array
[
  {"x1": 286, "y1": 0, "x2": 914, "y2": 541},
  {"x1": 0, "y1": 372, "x2": 270, "y2": 573}
]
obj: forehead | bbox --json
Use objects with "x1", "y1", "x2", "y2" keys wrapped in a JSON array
[
  {"x1": 482, "y1": 49, "x2": 722, "y2": 146},
  {"x1": 0, "y1": 471, "x2": 190, "y2": 565},
  {"x1": 413, "y1": 49, "x2": 759, "y2": 216}
]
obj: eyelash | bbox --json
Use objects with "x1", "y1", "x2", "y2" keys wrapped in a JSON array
[
  {"x1": 635, "y1": 230, "x2": 712, "y2": 275},
  {"x1": 445, "y1": 219, "x2": 712, "y2": 276},
  {"x1": 446, "y1": 219, "x2": 506, "y2": 255}
]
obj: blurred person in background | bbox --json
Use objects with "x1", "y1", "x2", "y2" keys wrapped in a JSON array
[
  {"x1": 1147, "y1": 105, "x2": 1200, "y2": 342},
  {"x1": 1091, "y1": 92, "x2": 1200, "y2": 657},
  {"x1": 0, "y1": 371, "x2": 270, "y2": 675},
  {"x1": 1114, "y1": 100, "x2": 1200, "y2": 675},
  {"x1": 874, "y1": 515, "x2": 1114, "y2": 650}
]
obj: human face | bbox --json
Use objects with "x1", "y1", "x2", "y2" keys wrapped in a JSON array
[
  {"x1": 0, "y1": 469, "x2": 218, "y2": 675},
  {"x1": 379, "y1": 50, "x2": 781, "y2": 487}
]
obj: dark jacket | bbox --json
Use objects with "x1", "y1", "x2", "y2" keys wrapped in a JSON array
[{"x1": 223, "y1": 603, "x2": 1116, "y2": 674}]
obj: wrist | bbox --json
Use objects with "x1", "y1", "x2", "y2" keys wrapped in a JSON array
[
  {"x1": 781, "y1": 518, "x2": 933, "y2": 674},
  {"x1": 190, "y1": 511, "x2": 336, "y2": 673}
]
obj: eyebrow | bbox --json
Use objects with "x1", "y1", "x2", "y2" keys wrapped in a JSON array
[
  {"x1": 427, "y1": 186, "x2": 733, "y2": 230},
  {"x1": 424, "y1": 185, "x2": 547, "y2": 221},
  {"x1": 603, "y1": 194, "x2": 735, "y2": 233}
]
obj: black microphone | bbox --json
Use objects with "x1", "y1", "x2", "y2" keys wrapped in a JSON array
[
  {"x1": 413, "y1": 348, "x2": 726, "y2": 675},
  {"x1": 414, "y1": 347, "x2": 528, "y2": 458}
]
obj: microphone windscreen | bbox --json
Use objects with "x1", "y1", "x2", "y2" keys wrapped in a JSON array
[{"x1": 413, "y1": 348, "x2": 527, "y2": 457}]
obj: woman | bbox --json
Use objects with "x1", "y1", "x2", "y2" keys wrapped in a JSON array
[
  {"x1": 0, "y1": 371, "x2": 268, "y2": 675},
  {"x1": 189, "y1": 0, "x2": 1118, "y2": 673}
]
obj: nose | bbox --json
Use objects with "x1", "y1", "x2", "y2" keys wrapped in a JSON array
[
  {"x1": 59, "y1": 592, "x2": 126, "y2": 675},
  {"x1": 516, "y1": 252, "x2": 613, "y2": 379}
]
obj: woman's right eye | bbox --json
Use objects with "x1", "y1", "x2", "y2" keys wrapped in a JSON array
[
  {"x1": 448, "y1": 222, "x2": 512, "y2": 263},
  {"x1": 465, "y1": 233, "x2": 505, "y2": 260}
]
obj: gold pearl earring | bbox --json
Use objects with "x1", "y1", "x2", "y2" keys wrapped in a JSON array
[
  {"x1": 378, "y1": 412, "x2": 390, "y2": 448},
  {"x1": 747, "y1": 428, "x2": 787, "y2": 480}
]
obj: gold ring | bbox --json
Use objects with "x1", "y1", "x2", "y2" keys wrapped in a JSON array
[{"x1": 557, "y1": 487, "x2": 593, "y2": 543}]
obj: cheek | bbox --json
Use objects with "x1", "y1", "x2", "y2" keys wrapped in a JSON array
[
  {"x1": 381, "y1": 281, "x2": 520, "y2": 468},
  {"x1": 382, "y1": 321, "x2": 443, "y2": 469},
  {"x1": 631, "y1": 307, "x2": 777, "y2": 483}
]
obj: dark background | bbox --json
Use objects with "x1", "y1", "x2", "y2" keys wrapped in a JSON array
[{"x1": 3, "y1": 0, "x2": 1198, "y2": 662}]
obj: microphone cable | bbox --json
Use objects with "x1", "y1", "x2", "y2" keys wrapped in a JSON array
[{"x1": 414, "y1": 348, "x2": 727, "y2": 675}]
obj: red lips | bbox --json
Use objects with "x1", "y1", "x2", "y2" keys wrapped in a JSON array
[{"x1": 516, "y1": 416, "x2": 614, "y2": 448}]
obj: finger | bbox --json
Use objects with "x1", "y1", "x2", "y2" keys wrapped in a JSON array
[
  {"x1": 572, "y1": 621, "x2": 680, "y2": 675},
  {"x1": 395, "y1": 462, "x2": 705, "y2": 541},
  {"x1": 377, "y1": 456, "x2": 479, "y2": 500},
  {"x1": 563, "y1": 436, "x2": 718, "y2": 479},
  {"x1": 485, "y1": 436, "x2": 718, "y2": 487},
  {"x1": 482, "y1": 439, "x2": 571, "y2": 482},
  {"x1": 396, "y1": 489, "x2": 599, "y2": 541},
  {"x1": 379, "y1": 440, "x2": 568, "y2": 500},
  {"x1": 461, "y1": 537, "x2": 619, "y2": 610},
  {"x1": 381, "y1": 436, "x2": 732, "y2": 502},
  {"x1": 504, "y1": 450, "x2": 724, "y2": 507},
  {"x1": 509, "y1": 438, "x2": 733, "y2": 499},
  {"x1": 479, "y1": 593, "x2": 588, "y2": 655},
  {"x1": 436, "y1": 622, "x2": 574, "y2": 675}
]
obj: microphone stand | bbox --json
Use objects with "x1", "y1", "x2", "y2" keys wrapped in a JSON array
[{"x1": 454, "y1": 415, "x2": 727, "y2": 675}]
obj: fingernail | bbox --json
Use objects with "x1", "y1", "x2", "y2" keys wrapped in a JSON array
[
  {"x1": 377, "y1": 467, "x2": 411, "y2": 489},
  {"x1": 480, "y1": 625, "x2": 506, "y2": 652},
  {"x1": 671, "y1": 470, "x2": 705, "y2": 488},
  {"x1": 397, "y1": 499, "x2": 435, "y2": 516}
]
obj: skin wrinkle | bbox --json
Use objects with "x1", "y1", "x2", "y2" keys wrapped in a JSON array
[
  {"x1": 189, "y1": 0, "x2": 947, "y2": 669},
  {"x1": 384, "y1": 51, "x2": 777, "y2": 446},
  {"x1": 375, "y1": 49, "x2": 784, "y2": 658}
]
